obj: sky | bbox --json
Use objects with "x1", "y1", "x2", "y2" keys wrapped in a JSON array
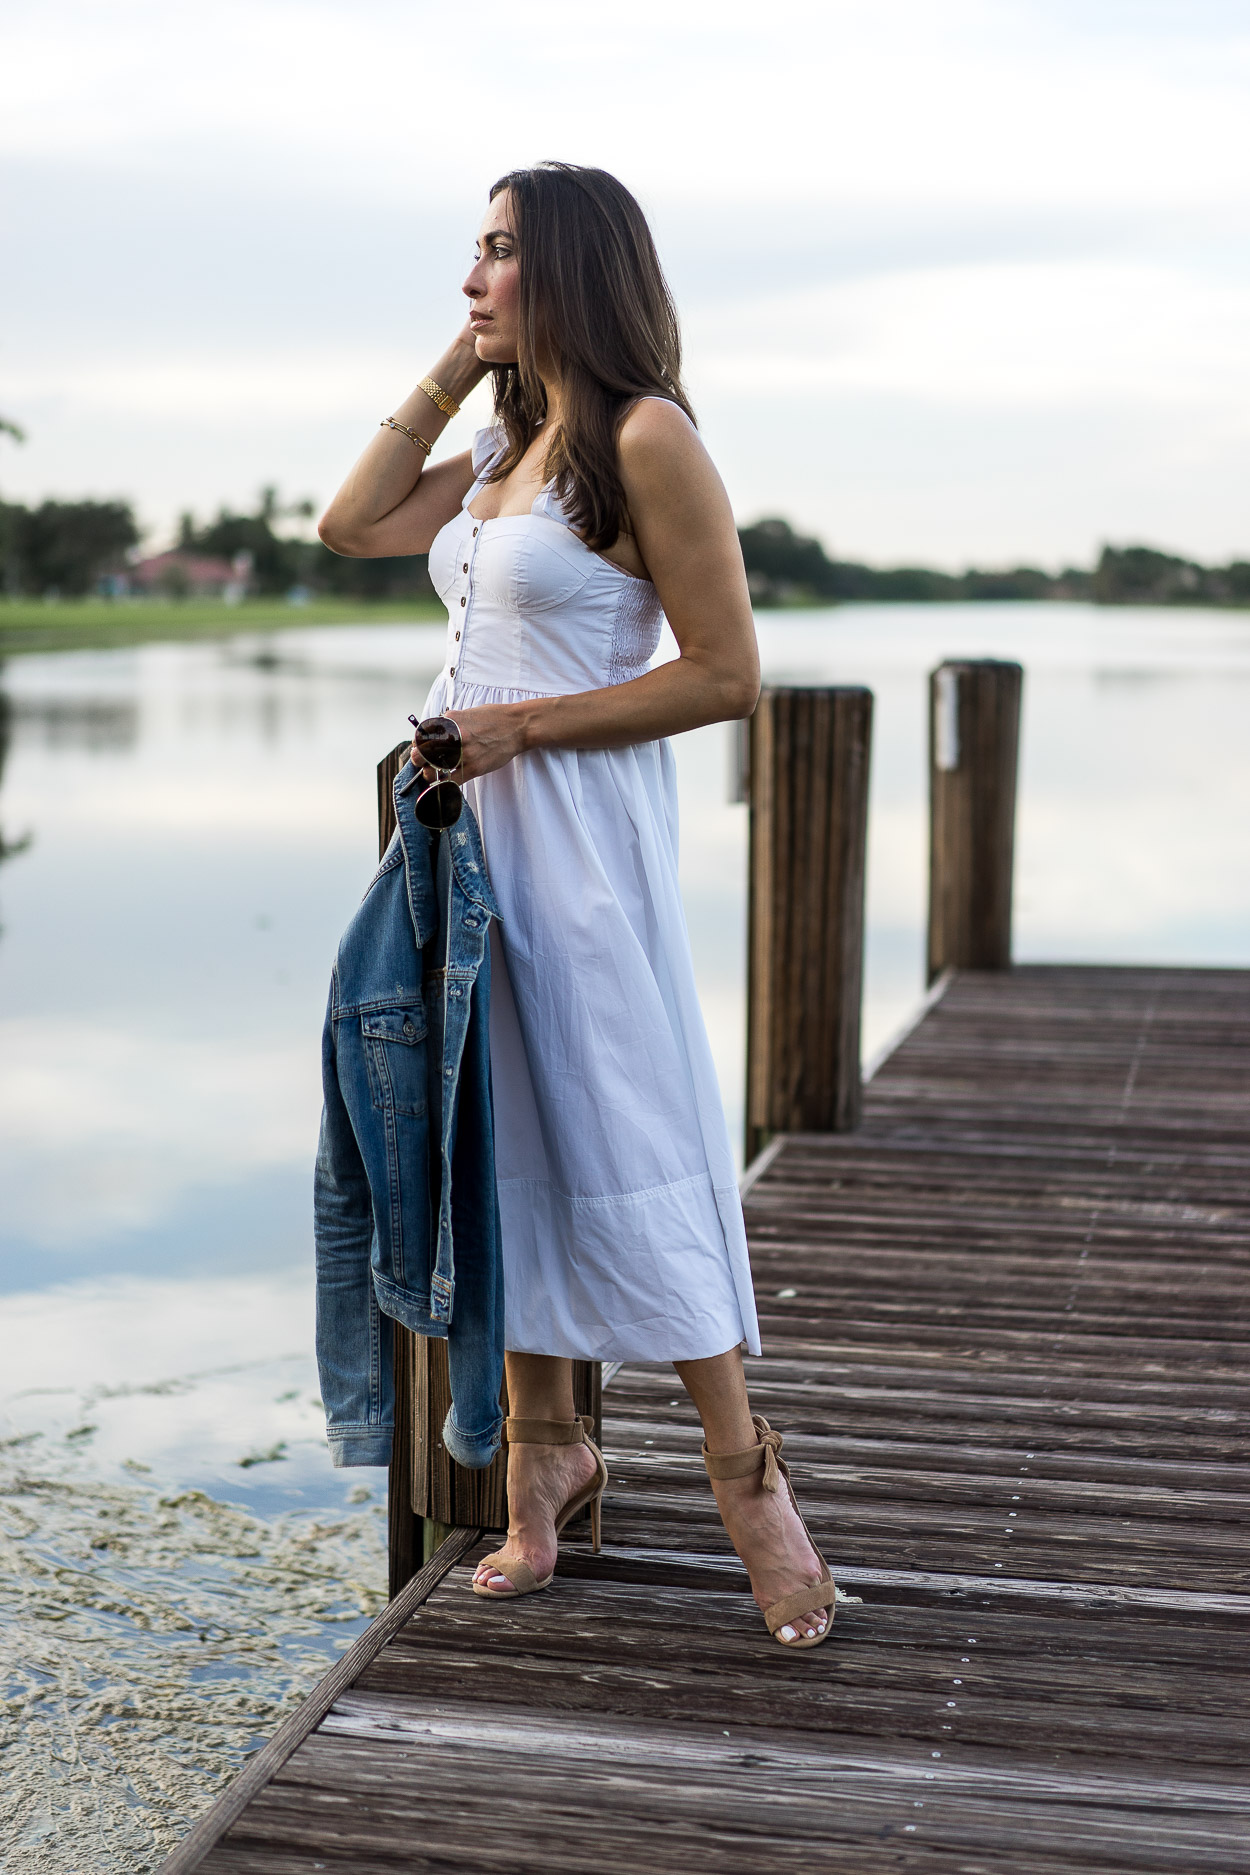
[{"x1": 2, "y1": 0, "x2": 1249, "y2": 568}]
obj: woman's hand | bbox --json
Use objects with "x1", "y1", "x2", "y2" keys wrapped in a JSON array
[
  {"x1": 411, "y1": 703, "x2": 530, "y2": 785},
  {"x1": 317, "y1": 327, "x2": 489, "y2": 560},
  {"x1": 450, "y1": 314, "x2": 485, "y2": 367}
]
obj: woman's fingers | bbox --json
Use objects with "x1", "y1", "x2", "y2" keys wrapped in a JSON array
[
  {"x1": 411, "y1": 702, "x2": 525, "y2": 787},
  {"x1": 408, "y1": 741, "x2": 442, "y2": 783}
]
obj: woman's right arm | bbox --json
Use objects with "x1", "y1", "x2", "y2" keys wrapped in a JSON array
[{"x1": 318, "y1": 324, "x2": 488, "y2": 558}]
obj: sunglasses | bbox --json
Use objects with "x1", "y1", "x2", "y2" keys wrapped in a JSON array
[{"x1": 407, "y1": 714, "x2": 464, "y2": 829}]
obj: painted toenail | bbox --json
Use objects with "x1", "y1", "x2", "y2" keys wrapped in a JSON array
[{"x1": 778, "y1": 1624, "x2": 797, "y2": 1641}]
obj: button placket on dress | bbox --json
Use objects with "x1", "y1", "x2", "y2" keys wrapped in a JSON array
[{"x1": 449, "y1": 519, "x2": 482, "y2": 702}]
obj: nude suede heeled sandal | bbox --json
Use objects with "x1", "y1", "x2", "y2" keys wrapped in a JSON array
[
  {"x1": 703, "y1": 1414, "x2": 837, "y2": 1649},
  {"x1": 472, "y1": 1414, "x2": 608, "y2": 1599}
]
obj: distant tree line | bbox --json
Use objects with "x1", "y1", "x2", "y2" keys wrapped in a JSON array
[
  {"x1": 0, "y1": 489, "x2": 434, "y2": 601},
  {"x1": 1088, "y1": 545, "x2": 1250, "y2": 608},
  {"x1": 739, "y1": 519, "x2": 1250, "y2": 609},
  {"x1": 171, "y1": 488, "x2": 435, "y2": 600},
  {"x1": 1, "y1": 499, "x2": 141, "y2": 598},
  {"x1": 2, "y1": 494, "x2": 1249, "y2": 610}
]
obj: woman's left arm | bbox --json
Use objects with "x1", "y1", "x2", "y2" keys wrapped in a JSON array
[{"x1": 415, "y1": 401, "x2": 760, "y2": 780}]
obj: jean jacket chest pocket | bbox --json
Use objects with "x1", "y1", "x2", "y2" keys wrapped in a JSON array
[{"x1": 361, "y1": 1006, "x2": 427, "y2": 1117}]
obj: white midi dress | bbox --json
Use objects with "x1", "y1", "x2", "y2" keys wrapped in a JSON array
[{"x1": 422, "y1": 423, "x2": 761, "y2": 1363}]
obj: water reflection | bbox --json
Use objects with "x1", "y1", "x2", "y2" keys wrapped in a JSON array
[
  {"x1": 3, "y1": 604, "x2": 1248, "y2": 1281},
  {"x1": 1, "y1": 601, "x2": 1249, "y2": 1864},
  {"x1": 4, "y1": 603, "x2": 1249, "y2": 1286},
  {"x1": 0, "y1": 687, "x2": 34, "y2": 878},
  {"x1": 9, "y1": 694, "x2": 140, "y2": 750}
]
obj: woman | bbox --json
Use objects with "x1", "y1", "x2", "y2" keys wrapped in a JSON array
[{"x1": 319, "y1": 162, "x2": 835, "y2": 1648}]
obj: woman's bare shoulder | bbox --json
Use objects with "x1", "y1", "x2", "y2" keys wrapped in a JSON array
[
  {"x1": 617, "y1": 397, "x2": 718, "y2": 511},
  {"x1": 617, "y1": 395, "x2": 701, "y2": 457}
]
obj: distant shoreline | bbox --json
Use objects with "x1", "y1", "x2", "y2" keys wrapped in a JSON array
[
  {"x1": 0, "y1": 595, "x2": 445, "y2": 655},
  {"x1": 747, "y1": 588, "x2": 1250, "y2": 612},
  {"x1": 2, "y1": 586, "x2": 1246, "y2": 661},
  {"x1": 4, "y1": 494, "x2": 1246, "y2": 630}
]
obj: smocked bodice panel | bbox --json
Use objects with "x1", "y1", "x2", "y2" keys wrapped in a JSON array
[{"x1": 426, "y1": 425, "x2": 664, "y2": 699}]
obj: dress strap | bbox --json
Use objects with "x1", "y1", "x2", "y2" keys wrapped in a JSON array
[{"x1": 462, "y1": 422, "x2": 509, "y2": 511}]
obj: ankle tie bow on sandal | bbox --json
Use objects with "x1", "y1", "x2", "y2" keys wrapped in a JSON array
[
  {"x1": 702, "y1": 1414, "x2": 837, "y2": 1649},
  {"x1": 472, "y1": 1414, "x2": 608, "y2": 1600}
]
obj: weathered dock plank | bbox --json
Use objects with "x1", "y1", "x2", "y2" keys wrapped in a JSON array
[{"x1": 173, "y1": 965, "x2": 1250, "y2": 1873}]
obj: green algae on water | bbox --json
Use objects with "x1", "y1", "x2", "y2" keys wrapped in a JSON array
[{"x1": 0, "y1": 1442, "x2": 386, "y2": 1873}]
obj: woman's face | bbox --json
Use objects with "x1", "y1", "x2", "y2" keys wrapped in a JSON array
[{"x1": 463, "y1": 190, "x2": 520, "y2": 365}]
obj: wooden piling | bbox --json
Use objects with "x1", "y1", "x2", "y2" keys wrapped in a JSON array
[
  {"x1": 927, "y1": 659, "x2": 1023, "y2": 983},
  {"x1": 408, "y1": 1337, "x2": 600, "y2": 1537},
  {"x1": 376, "y1": 744, "x2": 599, "y2": 1592},
  {"x1": 745, "y1": 686, "x2": 873, "y2": 1163}
]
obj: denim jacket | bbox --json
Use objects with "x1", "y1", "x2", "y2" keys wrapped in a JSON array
[{"x1": 313, "y1": 760, "x2": 504, "y2": 1471}]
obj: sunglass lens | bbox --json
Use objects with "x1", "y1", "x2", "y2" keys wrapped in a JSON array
[
  {"x1": 415, "y1": 716, "x2": 461, "y2": 769},
  {"x1": 415, "y1": 779, "x2": 463, "y2": 830}
]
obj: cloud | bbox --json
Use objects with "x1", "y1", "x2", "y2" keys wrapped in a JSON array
[
  {"x1": 3, "y1": 0, "x2": 1249, "y2": 557},
  {"x1": 4, "y1": 0, "x2": 1248, "y2": 205},
  {"x1": 0, "y1": 1018, "x2": 321, "y2": 1244},
  {"x1": 0, "y1": 1270, "x2": 315, "y2": 1398},
  {"x1": 693, "y1": 259, "x2": 1250, "y2": 411}
]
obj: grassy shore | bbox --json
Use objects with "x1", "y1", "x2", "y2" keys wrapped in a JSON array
[{"x1": 0, "y1": 596, "x2": 445, "y2": 656}]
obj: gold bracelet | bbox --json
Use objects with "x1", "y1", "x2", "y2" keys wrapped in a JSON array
[
  {"x1": 418, "y1": 375, "x2": 460, "y2": 417},
  {"x1": 380, "y1": 417, "x2": 432, "y2": 455}
]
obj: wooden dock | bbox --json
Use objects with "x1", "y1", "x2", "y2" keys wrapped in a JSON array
[{"x1": 167, "y1": 962, "x2": 1250, "y2": 1874}]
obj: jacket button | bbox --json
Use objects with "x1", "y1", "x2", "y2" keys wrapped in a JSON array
[{"x1": 402, "y1": 1021, "x2": 415, "y2": 1036}]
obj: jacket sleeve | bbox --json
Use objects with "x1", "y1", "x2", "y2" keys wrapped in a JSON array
[{"x1": 313, "y1": 985, "x2": 394, "y2": 1467}]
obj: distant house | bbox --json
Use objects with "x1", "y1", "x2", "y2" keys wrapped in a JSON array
[{"x1": 126, "y1": 549, "x2": 253, "y2": 601}]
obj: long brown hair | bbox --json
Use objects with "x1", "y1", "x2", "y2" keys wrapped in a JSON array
[{"x1": 486, "y1": 162, "x2": 695, "y2": 553}]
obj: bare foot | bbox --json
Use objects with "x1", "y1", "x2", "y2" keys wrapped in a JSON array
[
  {"x1": 710, "y1": 1467, "x2": 830, "y2": 1643},
  {"x1": 472, "y1": 1437, "x2": 599, "y2": 1595}
]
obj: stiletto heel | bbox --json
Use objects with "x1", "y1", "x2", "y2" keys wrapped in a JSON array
[
  {"x1": 703, "y1": 1414, "x2": 837, "y2": 1649},
  {"x1": 472, "y1": 1414, "x2": 608, "y2": 1599}
]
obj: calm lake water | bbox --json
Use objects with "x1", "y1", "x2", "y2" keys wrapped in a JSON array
[{"x1": 2, "y1": 600, "x2": 1249, "y2": 1868}]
